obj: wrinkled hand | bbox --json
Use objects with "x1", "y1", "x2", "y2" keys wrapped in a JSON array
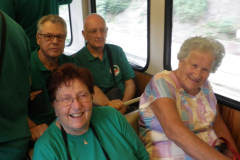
[
  {"x1": 106, "y1": 99, "x2": 124, "y2": 111},
  {"x1": 30, "y1": 123, "x2": 48, "y2": 141}
]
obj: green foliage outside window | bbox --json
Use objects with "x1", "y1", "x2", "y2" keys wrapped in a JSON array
[
  {"x1": 173, "y1": 0, "x2": 207, "y2": 23},
  {"x1": 200, "y1": 20, "x2": 240, "y2": 40},
  {"x1": 96, "y1": 0, "x2": 132, "y2": 20}
]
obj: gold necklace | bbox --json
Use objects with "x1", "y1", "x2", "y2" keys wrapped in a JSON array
[{"x1": 73, "y1": 129, "x2": 89, "y2": 145}]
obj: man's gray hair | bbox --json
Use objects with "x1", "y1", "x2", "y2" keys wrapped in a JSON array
[{"x1": 37, "y1": 14, "x2": 67, "y2": 35}]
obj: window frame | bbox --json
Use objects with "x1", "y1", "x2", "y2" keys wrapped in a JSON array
[
  {"x1": 59, "y1": 4, "x2": 73, "y2": 47},
  {"x1": 90, "y1": 0, "x2": 151, "y2": 72},
  {"x1": 65, "y1": 4, "x2": 73, "y2": 47}
]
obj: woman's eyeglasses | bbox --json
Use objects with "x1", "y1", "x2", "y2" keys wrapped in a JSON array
[{"x1": 55, "y1": 92, "x2": 91, "y2": 107}]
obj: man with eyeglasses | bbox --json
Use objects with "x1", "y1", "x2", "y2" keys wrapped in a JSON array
[
  {"x1": 74, "y1": 13, "x2": 136, "y2": 114},
  {"x1": 28, "y1": 14, "x2": 122, "y2": 142}
]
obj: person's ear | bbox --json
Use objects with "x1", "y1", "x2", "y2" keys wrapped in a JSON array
[
  {"x1": 36, "y1": 34, "x2": 41, "y2": 45},
  {"x1": 82, "y1": 30, "x2": 86, "y2": 39},
  {"x1": 106, "y1": 28, "x2": 108, "y2": 37},
  {"x1": 55, "y1": 109, "x2": 58, "y2": 117},
  {"x1": 178, "y1": 61, "x2": 185, "y2": 70}
]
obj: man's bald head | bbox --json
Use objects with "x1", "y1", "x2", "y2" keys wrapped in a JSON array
[
  {"x1": 82, "y1": 13, "x2": 108, "y2": 50},
  {"x1": 84, "y1": 13, "x2": 106, "y2": 31}
]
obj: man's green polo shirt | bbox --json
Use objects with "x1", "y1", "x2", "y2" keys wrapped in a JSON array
[
  {"x1": 74, "y1": 43, "x2": 135, "y2": 93},
  {"x1": 29, "y1": 48, "x2": 78, "y2": 125},
  {"x1": 0, "y1": 0, "x2": 72, "y2": 51}
]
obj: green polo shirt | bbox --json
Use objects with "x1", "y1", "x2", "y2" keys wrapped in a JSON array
[
  {"x1": 0, "y1": 10, "x2": 31, "y2": 160},
  {"x1": 0, "y1": 0, "x2": 72, "y2": 51},
  {"x1": 29, "y1": 48, "x2": 78, "y2": 126},
  {"x1": 74, "y1": 43, "x2": 135, "y2": 93},
  {"x1": 33, "y1": 107, "x2": 149, "y2": 160}
]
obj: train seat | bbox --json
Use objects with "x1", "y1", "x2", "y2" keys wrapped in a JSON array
[
  {"x1": 28, "y1": 148, "x2": 33, "y2": 159},
  {"x1": 124, "y1": 110, "x2": 139, "y2": 135}
]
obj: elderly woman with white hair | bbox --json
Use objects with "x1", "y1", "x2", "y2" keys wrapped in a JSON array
[{"x1": 139, "y1": 36, "x2": 238, "y2": 160}]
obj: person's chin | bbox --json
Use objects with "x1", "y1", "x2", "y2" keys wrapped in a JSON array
[
  {"x1": 94, "y1": 42, "x2": 105, "y2": 47},
  {"x1": 49, "y1": 52, "x2": 62, "y2": 58},
  {"x1": 71, "y1": 123, "x2": 89, "y2": 132}
]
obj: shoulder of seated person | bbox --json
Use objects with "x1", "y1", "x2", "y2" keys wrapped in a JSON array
[{"x1": 93, "y1": 106, "x2": 119, "y2": 115}]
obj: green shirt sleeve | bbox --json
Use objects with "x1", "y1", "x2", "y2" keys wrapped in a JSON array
[{"x1": 101, "y1": 107, "x2": 150, "y2": 160}]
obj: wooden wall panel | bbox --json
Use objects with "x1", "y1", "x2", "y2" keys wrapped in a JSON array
[
  {"x1": 133, "y1": 71, "x2": 152, "y2": 97},
  {"x1": 219, "y1": 104, "x2": 240, "y2": 150},
  {"x1": 134, "y1": 71, "x2": 240, "y2": 150}
]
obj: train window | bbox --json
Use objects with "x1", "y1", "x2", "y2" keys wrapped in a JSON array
[
  {"x1": 93, "y1": 0, "x2": 150, "y2": 71},
  {"x1": 166, "y1": 0, "x2": 240, "y2": 108},
  {"x1": 59, "y1": 4, "x2": 72, "y2": 46}
]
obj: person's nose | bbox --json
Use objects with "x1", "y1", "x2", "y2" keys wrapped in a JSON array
[
  {"x1": 51, "y1": 36, "x2": 59, "y2": 43},
  {"x1": 193, "y1": 68, "x2": 202, "y2": 80},
  {"x1": 71, "y1": 97, "x2": 82, "y2": 109},
  {"x1": 95, "y1": 30, "x2": 103, "y2": 37}
]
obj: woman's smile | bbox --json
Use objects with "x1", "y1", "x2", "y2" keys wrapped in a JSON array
[{"x1": 69, "y1": 112, "x2": 84, "y2": 118}]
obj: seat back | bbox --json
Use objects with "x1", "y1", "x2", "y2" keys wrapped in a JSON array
[{"x1": 124, "y1": 110, "x2": 139, "y2": 135}]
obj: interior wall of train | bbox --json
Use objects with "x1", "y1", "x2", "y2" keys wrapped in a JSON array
[{"x1": 60, "y1": 0, "x2": 240, "y2": 149}]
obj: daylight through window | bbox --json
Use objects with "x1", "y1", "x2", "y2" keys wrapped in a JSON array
[
  {"x1": 59, "y1": 4, "x2": 72, "y2": 46},
  {"x1": 95, "y1": 0, "x2": 148, "y2": 69},
  {"x1": 171, "y1": 0, "x2": 240, "y2": 102}
]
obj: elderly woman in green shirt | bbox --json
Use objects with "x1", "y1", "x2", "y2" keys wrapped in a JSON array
[{"x1": 32, "y1": 63, "x2": 149, "y2": 160}]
